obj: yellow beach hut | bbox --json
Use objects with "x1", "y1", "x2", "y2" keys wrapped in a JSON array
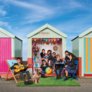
[{"x1": 72, "y1": 27, "x2": 92, "y2": 77}]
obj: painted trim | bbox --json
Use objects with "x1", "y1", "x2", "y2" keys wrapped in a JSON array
[
  {"x1": 15, "y1": 36, "x2": 22, "y2": 41},
  {"x1": 27, "y1": 58, "x2": 33, "y2": 73},
  {"x1": 78, "y1": 57, "x2": 82, "y2": 77},
  {"x1": 84, "y1": 74, "x2": 92, "y2": 77},
  {"x1": 62, "y1": 38, "x2": 66, "y2": 57},
  {"x1": 90, "y1": 38, "x2": 92, "y2": 72},
  {"x1": 28, "y1": 38, "x2": 32, "y2": 58},
  {"x1": 88, "y1": 38, "x2": 90, "y2": 73},
  {"x1": 11, "y1": 38, "x2": 15, "y2": 57},
  {"x1": 79, "y1": 38, "x2": 84, "y2": 76},
  {"x1": 85, "y1": 38, "x2": 88, "y2": 72},
  {"x1": 84, "y1": 38, "x2": 86, "y2": 74}
]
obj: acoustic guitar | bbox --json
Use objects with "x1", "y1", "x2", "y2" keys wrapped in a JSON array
[{"x1": 14, "y1": 64, "x2": 27, "y2": 73}]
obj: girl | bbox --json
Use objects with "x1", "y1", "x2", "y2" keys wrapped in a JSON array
[
  {"x1": 40, "y1": 60, "x2": 48, "y2": 77},
  {"x1": 64, "y1": 53, "x2": 77, "y2": 80}
]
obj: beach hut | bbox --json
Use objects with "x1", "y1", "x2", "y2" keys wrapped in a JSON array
[
  {"x1": 0, "y1": 28, "x2": 22, "y2": 75},
  {"x1": 72, "y1": 27, "x2": 92, "y2": 77},
  {"x1": 27, "y1": 24, "x2": 67, "y2": 70}
]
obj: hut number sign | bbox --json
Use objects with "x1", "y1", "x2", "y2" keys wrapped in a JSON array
[{"x1": 40, "y1": 32, "x2": 50, "y2": 35}]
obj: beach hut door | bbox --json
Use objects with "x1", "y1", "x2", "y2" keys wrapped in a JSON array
[
  {"x1": 84, "y1": 38, "x2": 92, "y2": 75},
  {"x1": 0, "y1": 38, "x2": 11, "y2": 73}
]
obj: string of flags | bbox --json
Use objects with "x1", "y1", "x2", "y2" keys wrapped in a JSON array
[{"x1": 32, "y1": 38, "x2": 62, "y2": 45}]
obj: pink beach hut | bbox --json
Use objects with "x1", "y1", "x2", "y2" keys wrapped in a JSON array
[{"x1": 0, "y1": 28, "x2": 22, "y2": 75}]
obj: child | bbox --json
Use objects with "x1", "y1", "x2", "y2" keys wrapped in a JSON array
[
  {"x1": 64, "y1": 50, "x2": 70, "y2": 64},
  {"x1": 47, "y1": 50, "x2": 52, "y2": 61},
  {"x1": 63, "y1": 53, "x2": 77, "y2": 80},
  {"x1": 48, "y1": 60, "x2": 53, "y2": 68},
  {"x1": 32, "y1": 69, "x2": 41, "y2": 84},
  {"x1": 44, "y1": 53, "x2": 49, "y2": 59},
  {"x1": 51, "y1": 52, "x2": 57, "y2": 65},
  {"x1": 40, "y1": 60, "x2": 48, "y2": 77},
  {"x1": 33, "y1": 53, "x2": 40, "y2": 70},
  {"x1": 55, "y1": 55, "x2": 64, "y2": 79},
  {"x1": 40, "y1": 49, "x2": 46, "y2": 60},
  {"x1": 11, "y1": 58, "x2": 31, "y2": 82}
]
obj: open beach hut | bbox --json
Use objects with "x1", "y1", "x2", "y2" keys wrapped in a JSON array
[
  {"x1": 27, "y1": 24, "x2": 67, "y2": 70},
  {"x1": 0, "y1": 28, "x2": 22, "y2": 75},
  {"x1": 72, "y1": 27, "x2": 92, "y2": 77}
]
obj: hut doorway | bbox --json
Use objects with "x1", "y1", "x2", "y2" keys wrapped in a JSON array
[{"x1": 32, "y1": 38, "x2": 62, "y2": 68}]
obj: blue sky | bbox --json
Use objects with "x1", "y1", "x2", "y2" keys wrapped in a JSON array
[{"x1": 0, "y1": 0, "x2": 92, "y2": 60}]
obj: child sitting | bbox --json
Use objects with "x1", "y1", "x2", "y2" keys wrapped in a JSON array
[
  {"x1": 40, "y1": 60, "x2": 48, "y2": 77},
  {"x1": 32, "y1": 69, "x2": 41, "y2": 84},
  {"x1": 63, "y1": 53, "x2": 78, "y2": 80},
  {"x1": 55, "y1": 55, "x2": 65, "y2": 79}
]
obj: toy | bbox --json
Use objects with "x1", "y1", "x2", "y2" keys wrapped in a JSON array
[{"x1": 45, "y1": 67, "x2": 52, "y2": 75}]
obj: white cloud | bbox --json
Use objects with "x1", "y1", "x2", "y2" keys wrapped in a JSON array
[
  {"x1": 0, "y1": 21, "x2": 13, "y2": 31},
  {"x1": 3, "y1": 0, "x2": 85, "y2": 25},
  {"x1": 68, "y1": 0, "x2": 83, "y2": 9},
  {"x1": 0, "y1": 21, "x2": 9, "y2": 26},
  {"x1": 4, "y1": 0, "x2": 56, "y2": 24},
  {"x1": 7, "y1": 0, "x2": 51, "y2": 12}
]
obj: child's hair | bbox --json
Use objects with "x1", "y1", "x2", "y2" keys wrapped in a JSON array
[
  {"x1": 42, "y1": 59, "x2": 46, "y2": 62},
  {"x1": 47, "y1": 50, "x2": 52, "y2": 55},
  {"x1": 52, "y1": 52, "x2": 56, "y2": 56},
  {"x1": 65, "y1": 50, "x2": 70, "y2": 54},
  {"x1": 56, "y1": 54, "x2": 61, "y2": 61},
  {"x1": 68, "y1": 53, "x2": 78, "y2": 61},
  {"x1": 65, "y1": 50, "x2": 68, "y2": 52},
  {"x1": 41, "y1": 60, "x2": 48, "y2": 66},
  {"x1": 53, "y1": 52, "x2": 56, "y2": 54},
  {"x1": 42, "y1": 49, "x2": 45, "y2": 51},
  {"x1": 16, "y1": 57, "x2": 22, "y2": 63}
]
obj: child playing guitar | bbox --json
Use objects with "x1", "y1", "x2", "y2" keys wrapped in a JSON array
[{"x1": 11, "y1": 58, "x2": 31, "y2": 82}]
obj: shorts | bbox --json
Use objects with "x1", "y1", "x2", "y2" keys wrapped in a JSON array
[{"x1": 34, "y1": 63, "x2": 40, "y2": 68}]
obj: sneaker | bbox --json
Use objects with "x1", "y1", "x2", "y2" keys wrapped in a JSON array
[{"x1": 64, "y1": 77, "x2": 68, "y2": 81}]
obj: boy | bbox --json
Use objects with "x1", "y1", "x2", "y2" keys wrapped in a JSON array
[
  {"x1": 11, "y1": 58, "x2": 31, "y2": 81},
  {"x1": 55, "y1": 55, "x2": 64, "y2": 79},
  {"x1": 40, "y1": 49, "x2": 46, "y2": 59}
]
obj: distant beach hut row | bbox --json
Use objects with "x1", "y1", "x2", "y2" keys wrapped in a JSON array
[{"x1": 0, "y1": 24, "x2": 92, "y2": 77}]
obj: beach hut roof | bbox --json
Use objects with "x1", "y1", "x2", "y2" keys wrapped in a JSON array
[
  {"x1": 27, "y1": 24, "x2": 67, "y2": 38},
  {"x1": 0, "y1": 28, "x2": 22, "y2": 41},
  {"x1": 72, "y1": 27, "x2": 92, "y2": 41},
  {"x1": 79, "y1": 27, "x2": 92, "y2": 37}
]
